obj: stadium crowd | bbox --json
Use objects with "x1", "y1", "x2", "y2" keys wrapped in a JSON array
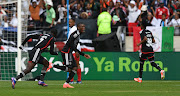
[{"x1": 0, "y1": 0, "x2": 180, "y2": 35}]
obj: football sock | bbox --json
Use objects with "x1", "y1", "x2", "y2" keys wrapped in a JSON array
[
  {"x1": 40, "y1": 70, "x2": 46, "y2": 81},
  {"x1": 54, "y1": 65, "x2": 69, "y2": 71},
  {"x1": 139, "y1": 62, "x2": 144, "y2": 78},
  {"x1": 77, "y1": 69, "x2": 81, "y2": 81},
  {"x1": 66, "y1": 70, "x2": 76, "y2": 83},
  {"x1": 151, "y1": 62, "x2": 162, "y2": 71},
  {"x1": 16, "y1": 72, "x2": 25, "y2": 80}
]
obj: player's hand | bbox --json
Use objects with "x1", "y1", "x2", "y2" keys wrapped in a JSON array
[
  {"x1": 84, "y1": 54, "x2": 91, "y2": 59},
  {"x1": 137, "y1": 43, "x2": 141, "y2": 47},
  {"x1": 19, "y1": 45, "x2": 23, "y2": 50}
]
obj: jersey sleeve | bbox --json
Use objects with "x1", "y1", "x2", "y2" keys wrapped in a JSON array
[
  {"x1": 69, "y1": 34, "x2": 85, "y2": 56},
  {"x1": 22, "y1": 34, "x2": 40, "y2": 46},
  {"x1": 50, "y1": 38, "x2": 58, "y2": 55}
]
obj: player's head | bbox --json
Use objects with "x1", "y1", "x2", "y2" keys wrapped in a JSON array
[
  {"x1": 140, "y1": 19, "x2": 147, "y2": 29},
  {"x1": 69, "y1": 18, "x2": 75, "y2": 27},
  {"x1": 51, "y1": 29, "x2": 57, "y2": 37},
  {"x1": 160, "y1": 1, "x2": 164, "y2": 8},
  {"x1": 77, "y1": 23, "x2": 85, "y2": 33}
]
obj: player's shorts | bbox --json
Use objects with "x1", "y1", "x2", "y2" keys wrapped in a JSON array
[
  {"x1": 139, "y1": 52, "x2": 155, "y2": 61},
  {"x1": 61, "y1": 52, "x2": 77, "y2": 69},
  {"x1": 73, "y1": 53, "x2": 80, "y2": 61},
  {"x1": 29, "y1": 48, "x2": 44, "y2": 64}
]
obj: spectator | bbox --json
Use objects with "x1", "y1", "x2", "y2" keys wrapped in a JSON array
[
  {"x1": 107, "y1": 1, "x2": 114, "y2": 13},
  {"x1": 111, "y1": 1, "x2": 127, "y2": 32},
  {"x1": 1, "y1": 15, "x2": 9, "y2": 27},
  {"x1": 29, "y1": 0, "x2": 41, "y2": 27},
  {"x1": 85, "y1": 0, "x2": 100, "y2": 19},
  {"x1": 124, "y1": 0, "x2": 141, "y2": 36},
  {"x1": 155, "y1": 1, "x2": 169, "y2": 19},
  {"x1": 57, "y1": 5, "x2": 65, "y2": 23},
  {"x1": 43, "y1": 0, "x2": 56, "y2": 28},
  {"x1": 9, "y1": 13, "x2": 18, "y2": 28},
  {"x1": 168, "y1": 13, "x2": 180, "y2": 35},
  {"x1": 146, "y1": 12, "x2": 158, "y2": 26},
  {"x1": 72, "y1": 4, "x2": 84, "y2": 19},
  {"x1": 158, "y1": 13, "x2": 168, "y2": 26},
  {"x1": 59, "y1": 8, "x2": 71, "y2": 23},
  {"x1": 85, "y1": 3, "x2": 93, "y2": 18},
  {"x1": 80, "y1": 12, "x2": 89, "y2": 19},
  {"x1": 97, "y1": 8, "x2": 111, "y2": 36}
]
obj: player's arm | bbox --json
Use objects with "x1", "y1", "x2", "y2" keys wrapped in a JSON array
[
  {"x1": 137, "y1": 36, "x2": 147, "y2": 46},
  {"x1": 49, "y1": 38, "x2": 58, "y2": 55},
  {"x1": 19, "y1": 34, "x2": 41, "y2": 50},
  {"x1": 69, "y1": 35, "x2": 90, "y2": 59}
]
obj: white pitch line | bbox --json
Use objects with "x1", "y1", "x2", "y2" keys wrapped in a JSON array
[{"x1": 102, "y1": 90, "x2": 180, "y2": 93}]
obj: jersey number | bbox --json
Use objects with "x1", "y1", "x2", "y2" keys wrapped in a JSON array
[{"x1": 146, "y1": 38, "x2": 153, "y2": 47}]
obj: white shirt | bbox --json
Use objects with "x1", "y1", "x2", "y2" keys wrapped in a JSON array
[
  {"x1": 168, "y1": 19, "x2": 180, "y2": 27},
  {"x1": 157, "y1": 19, "x2": 168, "y2": 27},
  {"x1": 128, "y1": 5, "x2": 141, "y2": 23},
  {"x1": 10, "y1": 17, "x2": 18, "y2": 27}
]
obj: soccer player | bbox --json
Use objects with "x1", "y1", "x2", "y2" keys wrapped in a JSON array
[
  {"x1": 134, "y1": 19, "x2": 165, "y2": 83},
  {"x1": 11, "y1": 29, "x2": 58, "y2": 89},
  {"x1": 47, "y1": 23, "x2": 91, "y2": 88},
  {"x1": 68, "y1": 19, "x2": 82, "y2": 84}
]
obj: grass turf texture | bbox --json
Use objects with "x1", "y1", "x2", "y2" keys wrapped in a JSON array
[{"x1": 1, "y1": 80, "x2": 180, "y2": 96}]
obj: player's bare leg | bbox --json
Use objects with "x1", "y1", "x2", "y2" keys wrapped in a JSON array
[{"x1": 11, "y1": 62, "x2": 36, "y2": 89}]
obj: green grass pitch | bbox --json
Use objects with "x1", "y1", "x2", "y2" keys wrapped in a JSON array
[{"x1": 1, "y1": 80, "x2": 180, "y2": 96}]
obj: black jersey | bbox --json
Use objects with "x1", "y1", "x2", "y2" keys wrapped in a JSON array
[
  {"x1": 22, "y1": 34, "x2": 57, "y2": 55},
  {"x1": 61, "y1": 31, "x2": 84, "y2": 56},
  {"x1": 140, "y1": 29, "x2": 154, "y2": 52}
]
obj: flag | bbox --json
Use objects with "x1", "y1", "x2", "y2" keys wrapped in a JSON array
[{"x1": 133, "y1": 27, "x2": 174, "y2": 52}]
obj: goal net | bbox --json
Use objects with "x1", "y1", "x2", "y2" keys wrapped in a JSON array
[{"x1": 0, "y1": 0, "x2": 31, "y2": 80}]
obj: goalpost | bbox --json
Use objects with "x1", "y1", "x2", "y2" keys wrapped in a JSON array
[{"x1": 0, "y1": 0, "x2": 30, "y2": 80}]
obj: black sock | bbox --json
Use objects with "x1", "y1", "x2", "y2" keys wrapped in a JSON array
[
  {"x1": 151, "y1": 62, "x2": 162, "y2": 71},
  {"x1": 40, "y1": 70, "x2": 46, "y2": 81},
  {"x1": 66, "y1": 70, "x2": 76, "y2": 83},
  {"x1": 16, "y1": 72, "x2": 25, "y2": 80},
  {"x1": 54, "y1": 65, "x2": 67, "y2": 71},
  {"x1": 139, "y1": 62, "x2": 144, "y2": 78}
]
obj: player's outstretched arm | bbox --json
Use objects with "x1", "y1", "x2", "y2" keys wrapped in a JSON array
[
  {"x1": 19, "y1": 34, "x2": 41, "y2": 50},
  {"x1": 84, "y1": 54, "x2": 91, "y2": 59}
]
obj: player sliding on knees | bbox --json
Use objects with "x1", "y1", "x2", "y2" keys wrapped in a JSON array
[
  {"x1": 134, "y1": 19, "x2": 165, "y2": 83},
  {"x1": 46, "y1": 23, "x2": 91, "y2": 88},
  {"x1": 11, "y1": 29, "x2": 58, "y2": 89}
]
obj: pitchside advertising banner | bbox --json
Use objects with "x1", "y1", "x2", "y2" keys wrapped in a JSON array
[
  {"x1": 133, "y1": 27, "x2": 174, "y2": 52},
  {"x1": 1, "y1": 52, "x2": 178, "y2": 80}
]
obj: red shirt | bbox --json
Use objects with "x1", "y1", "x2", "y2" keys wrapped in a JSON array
[{"x1": 155, "y1": 6, "x2": 169, "y2": 19}]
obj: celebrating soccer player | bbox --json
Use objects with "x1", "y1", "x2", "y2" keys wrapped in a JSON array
[
  {"x1": 11, "y1": 29, "x2": 58, "y2": 89},
  {"x1": 47, "y1": 23, "x2": 91, "y2": 88},
  {"x1": 134, "y1": 19, "x2": 165, "y2": 83},
  {"x1": 68, "y1": 19, "x2": 82, "y2": 84}
]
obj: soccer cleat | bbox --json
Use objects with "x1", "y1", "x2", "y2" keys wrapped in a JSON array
[
  {"x1": 38, "y1": 81, "x2": 48, "y2": 87},
  {"x1": 160, "y1": 70, "x2": 165, "y2": 80},
  {"x1": 69, "y1": 81, "x2": 74, "y2": 84},
  {"x1": 11, "y1": 77, "x2": 16, "y2": 89},
  {"x1": 46, "y1": 62, "x2": 53, "y2": 72},
  {"x1": 76, "y1": 81, "x2": 82, "y2": 84},
  {"x1": 134, "y1": 78, "x2": 142, "y2": 83},
  {"x1": 63, "y1": 83, "x2": 74, "y2": 88}
]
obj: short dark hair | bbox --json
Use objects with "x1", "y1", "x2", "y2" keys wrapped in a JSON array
[
  {"x1": 51, "y1": 29, "x2": 57, "y2": 37},
  {"x1": 141, "y1": 19, "x2": 148, "y2": 28},
  {"x1": 70, "y1": 18, "x2": 75, "y2": 22}
]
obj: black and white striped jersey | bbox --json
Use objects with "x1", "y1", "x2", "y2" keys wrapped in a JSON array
[
  {"x1": 22, "y1": 34, "x2": 58, "y2": 55},
  {"x1": 61, "y1": 31, "x2": 85, "y2": 56}
]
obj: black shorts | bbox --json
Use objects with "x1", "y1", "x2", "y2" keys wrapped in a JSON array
[
  {"x1": 29, "y1": 48, "x2": 45, "y2": 64},
  {"x1": 139, "y1": 52, "x2": 155, "y2": 61},
  {"x1": 61, "y1": 52, "x2": 77, "y2": 69}
]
